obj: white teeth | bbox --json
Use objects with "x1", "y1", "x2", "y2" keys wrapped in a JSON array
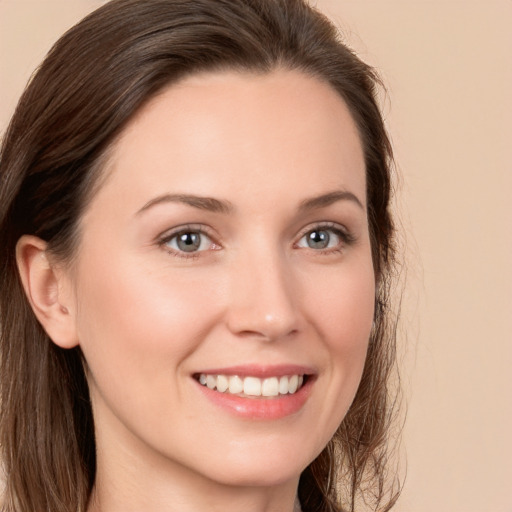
[
  {"x1": 278, "y1": 376, "x2": 289, "y2": 395},
  {"x1": 261, "y1": 377, "x2": 279, "y2": 397},
  {"x1": 243, "y1": 377, "x2": 261, "y2": 396},
  {"x1": 228, "y1": 375, "x2": 243, "y2": 394},
  {"x1": 206, "y1": 375, "x2": 216, "y2": 390},
  {"x1": 288, "y1": 375, "x2": 299, "y2": 394},
  {"x1": 216, "y1": 374, "x2": 229, "y2": 393},
  {"x1": 197, "y1": 373, "x2": 306, "y2": 397}
]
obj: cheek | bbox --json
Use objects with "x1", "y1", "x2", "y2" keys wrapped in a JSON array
[
  {"x1": 303, "y1": 256, "x2": 375, "y2": 429},
  {"x1": 73, "y1": 253, "x2": 222, "y2": 399},
  {"x1": 306, "y1": 256, "x2": 375, "y2": 351}
]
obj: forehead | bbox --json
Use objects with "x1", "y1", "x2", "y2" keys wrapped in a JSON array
[{"x1": 88, "y1": 69, "x2": 366, "y2": 216}]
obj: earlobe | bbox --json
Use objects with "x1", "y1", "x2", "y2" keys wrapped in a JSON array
[{"x1": 15, "y1": 235, "x2": 79, "y2": 349}]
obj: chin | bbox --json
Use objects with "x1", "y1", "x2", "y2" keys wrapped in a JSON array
[
  {"x1": 206, "y1": 463, "x2": 304, "y2": 488},
  {"x1": 194, "y1": 440, "x2": 318, "y2": 488}
]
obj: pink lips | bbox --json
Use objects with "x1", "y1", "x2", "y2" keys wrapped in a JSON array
[{"x1": 193, "y1": 364, "x2": 315, "y2": 420}]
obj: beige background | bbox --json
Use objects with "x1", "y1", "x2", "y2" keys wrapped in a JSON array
[{"x1": 1, "y1": 1, "x2": 511, "y2": 511}]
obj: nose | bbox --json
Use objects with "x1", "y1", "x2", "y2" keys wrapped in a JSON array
[{"x1": 225, "y1": 248, "x2": 301, "y2": 342}]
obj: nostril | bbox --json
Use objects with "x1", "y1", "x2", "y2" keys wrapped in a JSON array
[{"x1": 235, "y1": 327, "x2": 299, "y2": 343}]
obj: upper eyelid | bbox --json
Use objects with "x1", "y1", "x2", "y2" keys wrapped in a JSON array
[
  {"x1": 157, "y1": 223, "x2": 217, "y2": 243},
  {"x1": 296, "y1": 221, "x2": 351, "y2": 238}
]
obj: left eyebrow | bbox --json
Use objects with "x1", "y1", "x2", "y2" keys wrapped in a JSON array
[
  {"x1": 136, "y1": 193, "x2": 234, "y2": 215},
  {"x1": 298, "y1": 190, "x2": 364, "y2": 212}
]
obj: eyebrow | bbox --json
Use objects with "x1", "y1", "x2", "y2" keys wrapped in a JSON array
[
  {"x1": 136, "y1": 193, "x2": 234, "y2": 215},
  {"x1": 298, "y1": 190, "x2": 364, "y2": 211},
  {"x1": 136, "y1": 189, "x2": 364, "y2": 216}
]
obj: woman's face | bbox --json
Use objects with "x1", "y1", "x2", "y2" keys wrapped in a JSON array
[{"x1": 68, "y1": 69, "x2": 374, "y2": 490}]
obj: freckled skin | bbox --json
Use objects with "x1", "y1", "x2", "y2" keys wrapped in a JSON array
[{"x1": 65, "y1": 70, "x2": 375, "y2": 512}]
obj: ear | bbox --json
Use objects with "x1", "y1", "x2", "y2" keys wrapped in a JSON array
[{"x1": 16, "y1": 235, "x2": 79, "y2": 349}]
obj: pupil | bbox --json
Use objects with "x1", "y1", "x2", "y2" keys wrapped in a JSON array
[
  {"x1": 177, "y1": 232, "x2": 200, "y2": 252},
  {"x1": 308, "y1": 230, "x2": 329, "y2": 249}
]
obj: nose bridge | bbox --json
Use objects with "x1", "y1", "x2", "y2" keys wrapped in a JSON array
[{"x1": 226, "y1": 238, "x2": 299, "y2": 341}]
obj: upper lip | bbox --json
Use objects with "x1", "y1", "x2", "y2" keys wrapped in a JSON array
[{"x1": 193, "y1": 364, "x2": 316, "y2": 378}]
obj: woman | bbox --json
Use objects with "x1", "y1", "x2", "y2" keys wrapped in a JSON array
[{"x1": 0, "y1": 0, "x2": 400, "y2": 511}]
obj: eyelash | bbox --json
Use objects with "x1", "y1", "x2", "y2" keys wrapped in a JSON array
[
  {"x1": 158, "y1": 222, "x2": 355, "y2": 259},
  {"x1": 295, "y1": 222, "x2": 356, "y2": 254},
  {"x1": 158, "y1": 224, "x2": 218, "y2": 259}
]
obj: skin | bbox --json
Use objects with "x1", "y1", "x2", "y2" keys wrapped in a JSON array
[{"x1": 18, "y1": 69, "x2": 375, "y2": 512}]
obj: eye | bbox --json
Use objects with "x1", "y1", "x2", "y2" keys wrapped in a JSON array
[
  {"x1": 160, "y1": 227, "x2": 218, "y2": 256},
  {"x1": 296, "y1": 225, "x2": 351, "y2": 251}
]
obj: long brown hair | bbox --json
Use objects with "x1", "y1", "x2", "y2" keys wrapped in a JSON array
[{"x1": 0, "y1": 1, "x2": 400, "y2": 511}]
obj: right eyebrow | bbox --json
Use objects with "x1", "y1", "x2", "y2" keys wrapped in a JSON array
[
  {"x1": 135, "y1": 193, "x2": 234, "y2": 216},
  {"x1": 298, "y1": 189, "x2": 364, "y2": 212}
]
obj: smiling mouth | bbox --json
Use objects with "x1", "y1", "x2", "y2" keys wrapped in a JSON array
[{"x1": 194, "y1": 373, "x2": 307, "y2": 398}]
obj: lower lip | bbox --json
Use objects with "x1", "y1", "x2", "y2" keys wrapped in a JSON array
[{"x1": 195, "y1": 378, "x2": 313, "y2": 420}]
